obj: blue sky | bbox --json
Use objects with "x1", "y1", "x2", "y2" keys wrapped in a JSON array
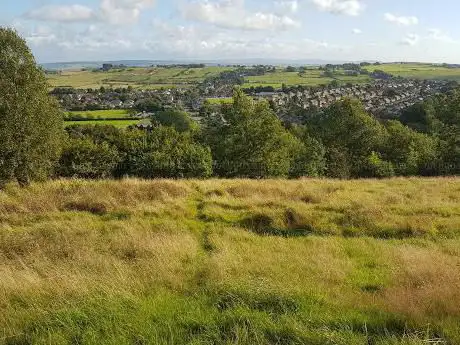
[{"x1": 2, "y1": 0, "x2": 460, "y2": 63}]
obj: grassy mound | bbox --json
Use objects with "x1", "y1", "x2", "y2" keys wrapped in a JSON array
[{"x1": 1, "y1": 178, "x2": 460, "y2": 344}]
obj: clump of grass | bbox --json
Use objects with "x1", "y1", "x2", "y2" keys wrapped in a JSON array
[
  {"x1": 241, "y1": 213, "x2": 274, "y2": 234},
  {"x1": 63, "y1": 200, "x2": 108, "y2": 215}
]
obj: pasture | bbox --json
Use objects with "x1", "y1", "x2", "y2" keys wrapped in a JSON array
[
  {"x1": 244, "y1": 69, "x2": 371, "y2": 88},
  {"x1": 47, "y1": 66, "x2": 235, "y2": 89},
  {"x1": 64, "y1": 110, "x2": 140, "y2": 128},
  {"x1": 1, "y1": 178, "x2": 460, "y2": 344},
  {"x1": 65, "y1": 109, "x2": 131, "y2": 119},
  {"x1": 364, "y1": 63, "x2": 460, "y2": 81},
  {"x1": 206, "y1": 97, "x2": 234, "y2": 104},
  {"x1": 64, "y1": 119, "x2": 141, "y2": 128}
]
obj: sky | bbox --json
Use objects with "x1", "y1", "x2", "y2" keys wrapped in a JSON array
[{"x1": 2, "y1": 0, "x2": 460, "y2": 63}]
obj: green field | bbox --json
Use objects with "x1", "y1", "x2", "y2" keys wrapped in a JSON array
[
  {"x1": 47, "y1": 66, "x2": 234, "y2": 89},
  {"x1": 64, "y1": 110, "x2": 139, "y2": 128},
  {"x1": 206, "y1": 97, "x2": 233, "y2": 104},
  {"x1": 2, "y1": 178, "x2": 460, "y2": 344},
  {"x1": 66, "y1": 109, "x2": 131, "y2": 119},
  {"x1": 64, "y1": 119, "x2": 141, "y2": 128},
  {"x1": 364, "y1": 63, "x2": 460, "y2": 81},
  {"x1": 47, "y1": 64, "x2": 460, "y2": 91}
]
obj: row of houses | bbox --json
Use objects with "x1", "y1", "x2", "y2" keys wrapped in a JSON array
[
  {"x1": 55, "y1": 89, "x2": 177, "y2": 111},
  {"x1": 258, "y1": 79, "x2": 450, "y2": 120}
]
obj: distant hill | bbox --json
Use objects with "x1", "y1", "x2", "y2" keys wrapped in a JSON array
[{"x1": 40, "y1": 58, "x2": 360, "y2": 71}]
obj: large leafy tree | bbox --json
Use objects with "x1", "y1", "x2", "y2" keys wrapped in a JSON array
[
  {"x1": 204, "y1": 88, "x2": 300, "y2": 178},
  {"x1": 0, "y1": 28, "x2": 63, "y2": 186},
  {"x1": 151, "y1": 109, "x2": 196, "y2": 133},
  {"x1": 383, "y1": 121, "x2": 439, "y2": 176},
  {"x1": 118, "y1": 128, "x2": 212, "y2": 178},
  {"x1": 306, "y1": 99, "x2": 387, "y2": 177}
]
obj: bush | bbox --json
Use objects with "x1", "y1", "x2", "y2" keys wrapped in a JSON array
[{"x1": 58, "y1": 138, "x2": 121, "y2": 179}]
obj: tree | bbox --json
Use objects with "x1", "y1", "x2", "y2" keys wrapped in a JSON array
[
  {"x1": 134, "y1": 98, "x2": 164, "y2": 113},
  {"x1": 118, "y1": 128, "x2": 212, "y2": 178},
  {"x1": 151, "y1": 109, "x2": 196, "y2": 133},
  {"x1": 306, "y1": 99, "x2": 387, "y2": 177},
  {"x1": 383, "y1": 120, "x2": 439, "y2": 176},
  {"x1": 0, "y1": 28, "x2": 63, "y2": 186},
  {"x1": 289, "y1": 125, "x2": 327, "y2": 178},
  {"x1": 204, "y1": 88, "x2": 301, "y2": 178},
  {"x1": 363, "y1": 152, "x2": 395, "y2": 178},
  {"x1": 58, "y1": 138, "x2": 120, "y2": 179}
]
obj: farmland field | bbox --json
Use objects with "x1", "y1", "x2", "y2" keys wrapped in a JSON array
[
  {"x1": 64, "y1": 119, "x2": 141, "y2": 128},
  {"x1": 1, "y1": 178, "x2": 460, "y2": 344},
  {"x1": 244, "y1": 69, "x2": 372, "y2": 88},
  {"x1": 364, "y1": 63, "x2": 460, "y2": 81},
  {"x1": 47, "y1": 66, "x2": 235, "y2": 89},
  {"x1": 66, "y1": 109, "x2": 131, "y2": 119},
  {"x1": 206, "y1": 97, "x2": 233, "y2": 104},
  {"x1": 46, "y1": 64, "x2": 460, "y2": 90},
  {"x1": 64, "y1": 110, "x2": 140, "y2": 128}
]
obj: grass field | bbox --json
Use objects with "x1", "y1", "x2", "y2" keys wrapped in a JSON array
[
  {"x1": 244, "y1": 70, "x2": 371, "y2": 88},
  {"x1": 1, "y1": 178, "x2": 460, "y2": 344},
  {"x1": 47, "y1": 66, "x2": 234, "y2": 89},
  {"x1": 64, "y1": 119, "x2": 141, "y2": 128},
  {"x1": 206, "y1": 97, "x2": 233, "y2": 104},
  {"x1": 364, "y1": 63, "x2": 460, "y2": 81},
  {"x1": 47, "y1": 64, "x2": 460, "y2": 90},
  {"x1": 63, "y1": 110, "x2": 143, "y2": 128},
  {"x1": 66, "y1": 109, "x2": 131, "y2": 119}
]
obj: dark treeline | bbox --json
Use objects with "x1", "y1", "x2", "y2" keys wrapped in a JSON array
[
  {"x1": 55, "y1": 88, "x2": 460, "y2": 180},
  {"x1": 1, "y1": 28, "x2": 459, "y2": 185}
]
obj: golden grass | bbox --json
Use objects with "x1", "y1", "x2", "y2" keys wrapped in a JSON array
[{"x1": 1, "y1": 178, "x2": 460, "y2": 344}]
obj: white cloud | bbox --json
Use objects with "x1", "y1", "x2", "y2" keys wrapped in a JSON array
[
  {"x1": 100, "y1": 0, "x2": 156, "y2": 25},
  {"x1": 275, "y1": 0, "x2": 299, "y2": 14},
  {"x1": 384, "y1": 13, "x2": 418, "y2": 26},
  {"x1": 24, "y1": 4, "x2": 95, "y2": 22},
  {"x1": 427, "y1": 28, "x2": 456, "y2": 43},
  {"x1": 352, "y1": 28, "x2": 362, "y2": 34},
  {"x1": 310, "y1": 0, "x2": 364, "y2": 16},
  {"x1": 400, "y1": 33, "x2": 419, "y2": 46},
  {"x1": 144, "y1": 21, "x2": 335, "y2": 58},
  {"x1": 181, "y1": 0, "x2": 300, "y2": 30}
]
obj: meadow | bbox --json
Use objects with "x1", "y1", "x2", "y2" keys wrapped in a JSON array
[
  {"x1": 47, "y1": 64, "x2": 460, "y2": 91},
  {"x1": 364, "y1": 63, "x2": 460, "y2": 81},
  {"x1": 64, "y1": 119, "x2": 141, "y2": 128},
  {"x1": 65, "y1": 109, "x2": 132, "y2": 119},
  {"x1": 1, "y1": 178, "x2": 460, "y2": 344},
  {"x1": 46, "y1": 66, "x2": 234, "y2": 89},
  {"x1": 64, "y1": 110, "x2": 141, "y2": 128}
]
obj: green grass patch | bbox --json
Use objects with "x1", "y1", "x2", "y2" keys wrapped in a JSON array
[
  {"x1": 64, "y1": 119, "x2": 141, "y2": 128},
  {"x1": 206, "y1": 97, "x2": 233, "y2": 104},
  {"x1": 66, "y1": 109, "x2": 131, "y2": 119},
  {"x1": 1, "y1": 178, "x2": 460, "y2": 344}
]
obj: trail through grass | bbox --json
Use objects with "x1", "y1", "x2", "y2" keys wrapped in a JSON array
[{"x1": 1, "y1": 178, "x2": 460, "y2": 344}]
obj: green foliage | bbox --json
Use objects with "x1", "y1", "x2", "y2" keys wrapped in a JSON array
[
  {"x1": 289, "y1": 125, "x2": 327, "y2": 177},
  {"x1": 134, "y1": 98, "x2": 164, "y2": 113},
  {"x1": 61, "y1": 125, "x2": 212, "y2": 178},
  {"x1": 205, "y1": 89, "x2": 300, "y2": 178},
  {"x1": 117, "y1": 127, "x2": 212, "y2": 178},
  {"x1": 152, "y1": 109, "x2": 195, "y2": 133},
  {"x1": 58, "y1": 138, "x2": 121, "y2": 178},
  {"x1": 364, "y1": 152, "x2": 395, "y2": 178},
  {"x1": 383, "y1": 121, "x2": 439, "y2": 176},
  {"x1": 0, "y1": 27, "x2": 63, "y2": 186},
  {"x1": 306, "y1": 99, "x2": 387, "y2": 177}
]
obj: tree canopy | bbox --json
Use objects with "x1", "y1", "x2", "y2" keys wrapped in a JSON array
[{"x1": 0, "y1": 28, "x2": 63, "y2": 186}]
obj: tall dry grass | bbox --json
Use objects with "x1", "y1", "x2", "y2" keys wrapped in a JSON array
[{"x1": 1, "y1": 178, "x2": 460, "y2": 344}]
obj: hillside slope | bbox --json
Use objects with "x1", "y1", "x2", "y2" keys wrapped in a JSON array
[{"x1": 1, "y1": 178, "x2": 460, "y2": 344}]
